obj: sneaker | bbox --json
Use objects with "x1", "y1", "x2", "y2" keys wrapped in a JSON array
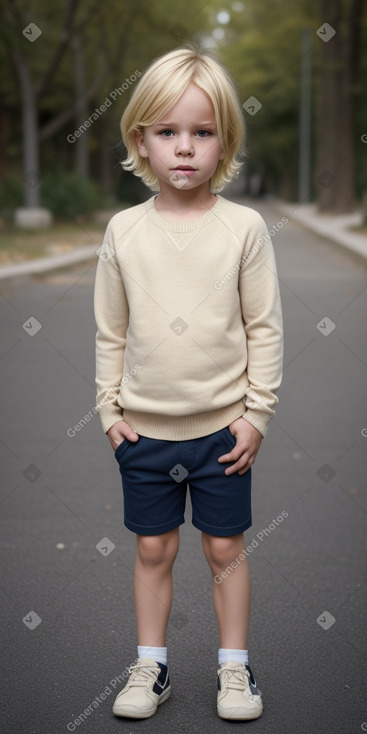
[
  {"x1": 217, "y1": 661, "x2": 263, "y2": 720},
  {"x1": 112, "y1": 657, "x2": 171, "y2": 719}
]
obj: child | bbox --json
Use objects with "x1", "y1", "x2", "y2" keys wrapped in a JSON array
[{"x1": 94, "y1": 45, "x2": 283, "y2": 721}]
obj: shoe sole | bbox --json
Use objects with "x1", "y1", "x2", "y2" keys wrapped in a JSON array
[
  {"x1": 113, "y1": 685, "x2": 171, "y2": 718},
  {"x1": 217, "y1": 703, "x2": 263, "y2": 720}
]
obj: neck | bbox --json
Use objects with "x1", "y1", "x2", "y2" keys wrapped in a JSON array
[{"x1": 154, "y1": 182, "x2": 217, "y2": 217}]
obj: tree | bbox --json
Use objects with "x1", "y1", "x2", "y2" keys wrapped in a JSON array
[
  {"x1": 1, "y1": 0, "x2": 211, "y2": 210},
  {"x1": 315, "y1": 0, "x2": 364, "y2": 212},
  {"x1": 206, "y1": 0, "x2": 366, "y2": 210},
  {"x1": 3, "y1": 0, "x2": 102, "y2": 208}
]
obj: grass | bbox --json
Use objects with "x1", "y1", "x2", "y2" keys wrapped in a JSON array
[{"x1": 0, "y1": 211, "x2": 122, "y2": 266}]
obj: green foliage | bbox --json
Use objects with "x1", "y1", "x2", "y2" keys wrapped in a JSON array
[
  {"x1": 0, "y1": 174, "x2": 24, "y2": 221},
  {"x1": 40, "y1": 171, "x2": 101, "y2": 218},
  {"x1": 0, "y1": 173, "x2": 24, "y2": 209}
]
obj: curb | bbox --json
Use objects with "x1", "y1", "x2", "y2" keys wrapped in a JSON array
[
  {"x1": 270, "y1": 198, "x2": 367, "y2": 261},
  {"x1": 0, "y1": 244, "x2": 98, "y2": 285}
]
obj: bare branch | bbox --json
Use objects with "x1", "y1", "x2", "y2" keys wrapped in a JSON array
[
  {"x1": 35, "y1": 0, "x2": 78, "y2": 98},
  {"x1": 39, "y1": 56, "x2": 108, "y2": 140}
]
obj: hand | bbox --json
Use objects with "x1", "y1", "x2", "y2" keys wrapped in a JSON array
[
  {"x1": 107, "y1": 420, "x2": 139, "y2": 452},
  {"x1": 218, "y1": 418, "x2": 263, "y2": 475}
]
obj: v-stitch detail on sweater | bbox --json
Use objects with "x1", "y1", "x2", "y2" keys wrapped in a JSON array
[{"x1": 165, "y1": 230, "x2": 199, "y2": 253}]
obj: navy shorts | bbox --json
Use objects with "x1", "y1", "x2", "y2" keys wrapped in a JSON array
[{"x1": 114, "y1": 426, "x2": 252, "y2": 537}]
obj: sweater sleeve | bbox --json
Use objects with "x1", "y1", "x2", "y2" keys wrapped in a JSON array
[
  {"x1": 238, "y1": 215, "x2": 283, "y2": 437},
  {"x1": 94, "y1": 223, "x2": 130, "y2": 434}
]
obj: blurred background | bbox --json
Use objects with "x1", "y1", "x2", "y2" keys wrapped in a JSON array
[{"x1": 0, "y1": 0, "x2": 366, "y2": 244}]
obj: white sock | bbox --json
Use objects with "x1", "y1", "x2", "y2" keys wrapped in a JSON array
[
  {"x1": 218, "y1": 648, "x2": 249, "y2": 666},
  {"x1": 137, "y1": 645, "x2": 167, "y2": 666}
]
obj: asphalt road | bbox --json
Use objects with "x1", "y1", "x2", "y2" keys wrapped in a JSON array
[{"x1": 1, "y1": 196, "x2": 366, "y2": 734}]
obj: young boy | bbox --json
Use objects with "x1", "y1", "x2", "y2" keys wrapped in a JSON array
[{"x1": 94, "y1": 45, "x2": 283, "y2": 721}]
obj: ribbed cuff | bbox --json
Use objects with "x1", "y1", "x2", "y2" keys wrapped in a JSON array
[
  {"x1": 98, "y1": 405, "x2": 124, "y2": 434},
  {"x1": 241, "y1": 409, "x2": 273, "y2": 438}
]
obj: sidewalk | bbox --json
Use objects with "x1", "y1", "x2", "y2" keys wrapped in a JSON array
[
  {"x1": 0, "y1": 198, "x2": 366, "y2": 286},
  {"x1": 271, "y1": 198, "x2": 367, "y2": 261},
  {"x1": 0, "y1": 244, "x2": 98, "y2": 283}
]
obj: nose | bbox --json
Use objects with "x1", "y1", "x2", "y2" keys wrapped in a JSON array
[{"x1": 175, "y1": 134, "x2": 194, "y2": 156}]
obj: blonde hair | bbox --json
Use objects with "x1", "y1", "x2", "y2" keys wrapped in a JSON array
[{"x1": 120, "y1": 45, "x2": 246, "y2": 192}]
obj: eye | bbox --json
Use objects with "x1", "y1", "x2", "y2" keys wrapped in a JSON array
[
  {"x1": 158, "y1": 129, "x2": 174, "y2": 137},
  {"x1": 196, "y1": 130, "x2": 213, "y2": 137}
]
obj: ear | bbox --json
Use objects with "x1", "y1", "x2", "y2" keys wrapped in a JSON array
[
  {"x1": 218, "y1": 148, "x2": 225, "y2": 161},
  {"x1": 135, "y1": 129, "x2": 149, "y2": 158}
]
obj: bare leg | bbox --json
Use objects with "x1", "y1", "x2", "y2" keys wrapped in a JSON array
[
  {"x1": 134, "y1": 527, "x2": 180, "y2": 647},
  {"x1": 201, "y1": 532, "x2": 251, "y2": 649}
]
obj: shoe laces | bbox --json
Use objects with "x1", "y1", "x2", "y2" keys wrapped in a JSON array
[
  {"x1": 127, "y1": 660, "x2": 160, "y2": 687},
  {"x1": 219, "y1": 663, "x2": 250, "y2": 691}
]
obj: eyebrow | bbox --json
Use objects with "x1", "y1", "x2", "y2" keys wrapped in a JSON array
[{"x1": 154, "y1": 120, "x2": 216, "y2": 126}]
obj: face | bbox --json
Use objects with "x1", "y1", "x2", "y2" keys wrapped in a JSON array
[{"x1": 135, "y1": 83, "x2": 225, "y2": 191}]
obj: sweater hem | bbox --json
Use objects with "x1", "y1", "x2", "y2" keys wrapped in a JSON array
[{"x1": 122, "y1": 401, "x2": 246, "y2": 440}]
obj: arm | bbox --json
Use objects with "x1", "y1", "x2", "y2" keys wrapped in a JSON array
[
  {"x1": 94, "y1": 225, "x2": 130, "y2": 435},
  {"x1": 218, "y1": 215, "x2": 283, "y2": 475},
  {"x1": 239, "y1": 217, "x2": 283, "y2": 436}
]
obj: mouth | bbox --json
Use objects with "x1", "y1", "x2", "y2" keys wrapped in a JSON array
[{"x1": 172, "y1": 166, "x2": 197, "y2": 171}]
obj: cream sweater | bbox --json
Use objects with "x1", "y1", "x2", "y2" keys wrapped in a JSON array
[{"x1": 94, "y1": 194, "x2": 283, "y2": 440}]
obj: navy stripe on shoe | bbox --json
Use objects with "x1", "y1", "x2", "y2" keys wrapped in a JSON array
[
  {"x1": 246, "y1": 664, "x2": 260, "y2": 696},
  {"x1": 152, "y1": 663, "x2": 170, "y2": 696}
]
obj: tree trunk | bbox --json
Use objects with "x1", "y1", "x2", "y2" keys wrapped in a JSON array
[
  {"x1": 99, "y1": 117, "x2": 114, "y2": 195},
  {"x1": 73, "y1": 34, "x2": 89, "y2": 178},
  {"x1": 14, "y1": 52, "x2": 40, "y2": 207},
  {"x1": 0, "y1": 109, "x2": 11, "y2": 180},
  {"x1": 315, "y1": 0, "x2": 363, "y2": 212}
]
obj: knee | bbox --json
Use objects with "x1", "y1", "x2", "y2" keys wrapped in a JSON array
[
  {"x1": 137, "y1": 531, "x2": 179, "y2": 567},
  {"x1": 202, "y1": 535, "x2": 241, "y2": 569}
]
